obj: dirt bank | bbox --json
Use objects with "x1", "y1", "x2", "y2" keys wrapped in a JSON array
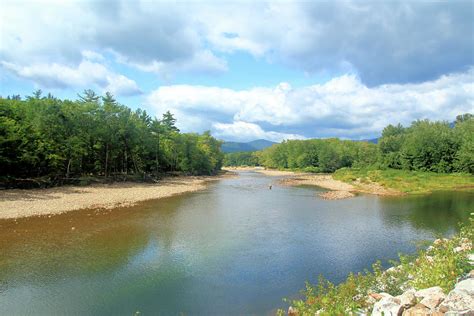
[{"x1": 0, "y1": 173, "x2": 234, "y2": 219}]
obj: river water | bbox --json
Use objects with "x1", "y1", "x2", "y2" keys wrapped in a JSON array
[{"x1": 0, "y1": 171, "x2": 472, "y2": 315}]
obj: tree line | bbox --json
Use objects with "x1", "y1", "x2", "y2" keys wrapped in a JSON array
[
  {"x1": 0, "y1": 90, "x2": 223, "y2": 183},
  {"x1": 224, "y1": 114, "x2": 474, "y2": 174}
]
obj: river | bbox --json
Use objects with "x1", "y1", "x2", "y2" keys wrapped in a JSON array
[{"x1": 0, "y1": 171, "x2": 472, "y2": 315}]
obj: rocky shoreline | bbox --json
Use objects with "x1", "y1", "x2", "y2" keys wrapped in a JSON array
[
  {"x1": 368, "y1": 275, "x2": 474, "y2": 315},
  {"x1": 287, "y1": 237, "x2": 474, "y2": 315}
]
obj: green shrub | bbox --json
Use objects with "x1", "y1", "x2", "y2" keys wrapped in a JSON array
[{"x1": 282, "y1": 218, "x2": 473, "y2": 315}]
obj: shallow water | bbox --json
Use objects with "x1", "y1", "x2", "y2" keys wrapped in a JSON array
[{"x1": 0, "y1": 171, "x2": 472, "y2": 315}]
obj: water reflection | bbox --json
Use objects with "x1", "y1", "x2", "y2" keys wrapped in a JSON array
[
  {"x1": 378, "y1": 191, "x2": 473, "y2": 235},
  {"x1": 0, "y1": 171, "x2": 472, "y2": 315}
]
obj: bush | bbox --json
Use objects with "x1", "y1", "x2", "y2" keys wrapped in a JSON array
[{"x1": 281, "y1": 218, "x2": 473, "y2": 315}]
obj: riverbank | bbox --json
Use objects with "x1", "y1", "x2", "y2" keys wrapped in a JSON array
[
  {"x1": 0, "y1": 172, "x2": 234, "y2": 219},
  {"x1": 334, "y1": 168, "x2": 474, "y2": 194},
  {"x1": 227, "y1": 166, "x2": 474, "y2": 199},
  {"x1": 232, "y1": 167, "x2": 402, "y2": 199},
  {"x1": 283, "y1": 219, "x2": 474, "y2": 315}
]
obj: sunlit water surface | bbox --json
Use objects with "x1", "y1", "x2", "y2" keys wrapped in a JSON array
[{"x1": 0, "y1": 171, "x2": 472, "y2": 315}]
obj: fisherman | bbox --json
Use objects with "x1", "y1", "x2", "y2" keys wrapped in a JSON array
[{"x1": 269, "y1": 184, "x2": 272, "y2": 190}]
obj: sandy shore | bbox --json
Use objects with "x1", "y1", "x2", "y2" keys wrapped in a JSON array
[
  {"x1": 0, "y1": 173, "x2": 234, "y2": 219},
  {"x1": 256, "y1": 169, "x2": 402, "y2": 199}
]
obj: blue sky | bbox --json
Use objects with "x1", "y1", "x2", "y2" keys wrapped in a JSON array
[{"x1": 1, "y1": 0, "x2": 473, "y2": 142}]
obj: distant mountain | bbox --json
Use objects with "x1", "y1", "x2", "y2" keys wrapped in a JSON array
[
  {"x1": 247, "y1": 139, "x2": 278, "y2": 150},
  {"x1": 359, "y1": 138, "x2": 379, "y2": 144},
  {"x1": 221, "y1": 139, "x2": 277, "y2": 153}
]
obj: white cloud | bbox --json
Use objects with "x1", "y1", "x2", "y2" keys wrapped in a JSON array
[
  {"x1": 1, "y1": 60, "x2": 142, "y2": 96},
  {"x1": 105, "y1": 74, "x2": 142, "y2": 97},
  {"x1": 82, "y1": 50, "x2": 105, "y2": 62},
  {"x1": 1, "y1": 1, "x2": 471, "y2": 84},
  {"x1": 0, "y1": 0, "x2": 226, "y2": 78},
  {"x1": 129, "y1": 50, "x2": 228, "y2": 78},
  {"x1": 147, "y1": 69, "x2": 474, "y2": 140},
  {"x1": 213, "y1": 121, "x2": 306, "y2": 142},
  {"x1": 197, "y1": 1, "x2": 474, "y2": 85}
]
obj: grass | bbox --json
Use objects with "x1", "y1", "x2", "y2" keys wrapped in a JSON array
[
  {"x1": 333, "y1": 168, "x2": 474, "y2": 194},
  {"x1": 279, "y1": 218, "x2": 474, "y2": 315}
]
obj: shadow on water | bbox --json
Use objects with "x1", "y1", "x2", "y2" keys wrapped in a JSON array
[
  {"x1": 377, "y1": 190, "x2": 473, "y2": 235},
  {"x1": 0, "y1": 171, "x2": 472, "y2": 315}
]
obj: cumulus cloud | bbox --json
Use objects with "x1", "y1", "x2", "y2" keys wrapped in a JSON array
[
  {"x1": 1, "y1": 60, "x2": 142, "y2": 96},
  {"x1": 1, "y1": 1, "x2": 472, "y2": 85},
  {"x1": 147, "y1": 69, "x2": 474, "y2": 140},
  {"x1": 212, "y1": 121, "x2": 306, "y2": 143},
  {"x1": 0, "y1": 0, "x2": 227, "y2": 78},
  {"x1": 199, "y1": 1, "x2": 474, "y2": 85},
  {"x1": 129, "y1": 50, "x2": 228, "y2": 77}
]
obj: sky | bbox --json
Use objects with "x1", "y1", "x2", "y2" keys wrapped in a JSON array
[{"x1": 1, "y1": 0, "x2": 473, "y2": 142}]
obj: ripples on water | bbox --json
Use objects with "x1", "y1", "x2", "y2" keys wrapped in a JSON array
[{"x1": 0, "y1": 171, "x2": 472, "y2": 314}]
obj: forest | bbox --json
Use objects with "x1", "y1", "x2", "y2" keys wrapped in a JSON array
[
  {"x1": 224, "y1": 114, "x2": 474, "y2": 174},
  {"x1": 0, "y1": 90, "x2": 223, "y2": 185},
  {"x1": 1, "y1": 89, "x2": 472, "y2": 188}
]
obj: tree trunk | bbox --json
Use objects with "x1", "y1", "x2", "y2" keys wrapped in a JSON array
[
  {"x1": 156, "y1": 134, "x2": 160, "y2": 174},
  {"x1": 66, "y1": 158, "x2": 72, "y2": 179},
  {"x1": 132, "y1": 153, "x2": 139, "y2": 174},
  {"x1": 125, "y1": 149, "x2": 128, "y2": 175},
  {"x1": 105, "y1": 143, "x2": 109, "y2": 178}
]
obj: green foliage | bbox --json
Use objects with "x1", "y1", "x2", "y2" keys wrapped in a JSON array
[
  {"x1": 378, "y1": 123, "x2": 406, "y2": 169},
  {"x1": 254, "y1": 138, "x2": 378, "y2": 173},
  {"x1": 453, "y1": 118, "x2": 474, "y2": 173},
  {"x1": 378, "y1": 116, "x2": 474, "y2": 173},
  {"x1": 0, "y1": 91, "x2": 223, "y2": 182},
  {"x1": 334, "y1": 168, "x2": 474, "y2": 194},
  {"x1": 245, "y1": 114, "x2": 473, "y2": 175},
  {"x1": 223, "y1": 151, "x2": 260, "y2": 166},
  {"x1": 285, "y1": 219, "x2": 473, "y2": 315},
  {"x1": 400, "y1": 120, "x2": 458, "y2": 172}
]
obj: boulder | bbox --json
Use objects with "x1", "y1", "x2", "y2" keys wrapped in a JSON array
[
  {"x1": 415, "y1": 286, "x2": 444, "y2": 300},
  {"x1": 439, "y1": 287, "x2": 474, "y2": 313},
  {"x1": 412, "y1": 286, "x2": 445, "y2": 310},
  {"x1": 420, "y1": 294, "x2": 444, "y2": 310},
  {"x1": 396, "y1": 289, "x2": 417, "y2": 307},
  {"x1": 445, "y1": 311, "x2": 474, "y2": 316},
  {"x1": 402, "y1": 303, "x2": 430, "y2": 316},
  {"x1": 372, "y1": 296, "x2": 403, "y2": 316},
  {"x1": 455, "y1": 278, "x2": 474, "y2": 295}
]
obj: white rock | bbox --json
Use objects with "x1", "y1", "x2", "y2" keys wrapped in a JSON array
[
  {"x1": 372, "y1": 296, "x2": 403, "y2": 316},
  {"x1": 455, "y1": 278, "x2": 474, "y2": 295},
  {"x1": 396, "y1": 289, "x2": 417, "y2": 306},
  {"x1": 440, "y1": 288, "x2": 474, "y2": 312},
  {"x1": 415, "y1": 286, "x2": 444, "y2": 300},
  {"x1": 402, "y1": 303, "x2": 431, "y2": 316},
  {"x1": 445, "y1": 311, "x2": 474, "y2": 316},
  {"x1": 413, "y1": 286, "x2": 445, "y2": 310},
  {"x1": 420, "y1": 292, "x2": 445, "y2": 309}
]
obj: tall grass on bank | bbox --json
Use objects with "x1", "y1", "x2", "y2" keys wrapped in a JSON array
[{"x1": 333, "y1": 168, "x2": 474, "y2": 194}]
